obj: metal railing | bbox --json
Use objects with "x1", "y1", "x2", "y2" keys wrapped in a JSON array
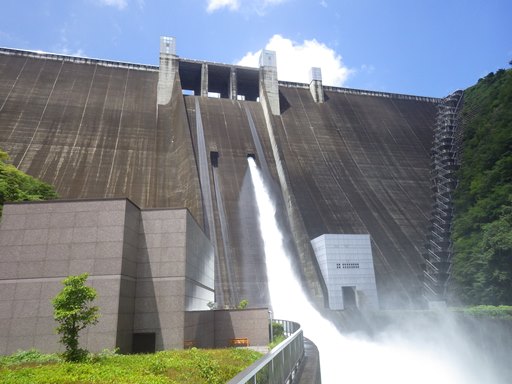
[
  {"x1": 228, "y1": 319, "x2": 304, "y2": 384},
  {"x1": 278, "y1": 80, "x2": 439, "y2": 103},
  {"x1": 0, "y1": 47, "x2": 159, "y2": 72},
  {"x1": 423, "y1": 90, "x2": 464, "y2": 301}
]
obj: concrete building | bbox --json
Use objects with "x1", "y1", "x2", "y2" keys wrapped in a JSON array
[
  {"x1": 0, "y1": 198, "x2": 216, "y2": 354},
  {"x1": 311, "y1": 234, "x2": 379, "y2": 310}
]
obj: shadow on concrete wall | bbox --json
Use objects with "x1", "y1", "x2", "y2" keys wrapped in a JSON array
[{"x1": 133, "y1": 221, "x2": 162, "y2": 353}]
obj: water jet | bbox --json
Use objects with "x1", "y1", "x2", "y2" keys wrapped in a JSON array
[{"x1": 248, "y1": 157, "x2": 505, "y2": 384}]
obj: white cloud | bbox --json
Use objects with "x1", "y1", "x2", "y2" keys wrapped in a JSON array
[
  {"x1": 206, "y1": 0, "x2": 286, "y2": 13},
  {"x1": 262, "y1": 0, "x2": 286, "y2": 5},
  {"x1": 237, "y1": 34, "x2": 352, "y2": 87},
  {"x1": 360, "y1": 64, "x2": 376, "y2": 75},
  {"x1": 53, "y1": 26, "x2": 86, "y2": 57},
  {"x1": 207, "y1": 0, "x2": 240, "y2": 12},
  {"x1": 58, "y1": 48, "x2": 86, "y2": 57},
  {"x1": 98, "y1": 0, "x2": 128, "y2": 10}
]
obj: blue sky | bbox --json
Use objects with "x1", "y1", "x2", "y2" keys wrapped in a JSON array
[{"x1": 1, "y1": 0, "x2": 510, "y2": 97}]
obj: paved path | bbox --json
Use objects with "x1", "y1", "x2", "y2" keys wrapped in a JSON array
[{"x1": 296, "y1": 338, "x2": 321, "y2": 384}]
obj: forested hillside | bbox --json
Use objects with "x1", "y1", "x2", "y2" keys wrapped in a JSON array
[
  {"x1": 451, "y1": 68, "x2": 512, "y2": 304},
  {"x1": 0, "y1": 149, "x2": 58, "y2": 217}
]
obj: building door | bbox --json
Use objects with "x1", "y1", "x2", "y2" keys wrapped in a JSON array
[
  {"x1": 132, "y1": 333, "x2": 156, "y2": 353},
  {"x1": 342, "y1": 286, "x2": 357, "y2": 309}
]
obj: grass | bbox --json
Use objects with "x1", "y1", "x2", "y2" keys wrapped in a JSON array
[
  {"x1": 268, "y1": 335, "x2": 287, "y2": 350},
  {"x1": 0, "y1": 348, "x2": 262, "y2": 384},
  {"x1": 451, "y1": 305, "x2": 512, "y2": 320}
]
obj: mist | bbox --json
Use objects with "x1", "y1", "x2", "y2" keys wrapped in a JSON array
[{"x1": 249, "y1": 157, "x2": 508, "y2": 384}]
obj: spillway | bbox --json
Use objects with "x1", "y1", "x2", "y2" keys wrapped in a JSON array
[
  {"x1": 183, "y1": 96, "x2": 272, "y2": 307},
  {"x1": 248, "y1": 156, "x2": 502, "y2": 384}
]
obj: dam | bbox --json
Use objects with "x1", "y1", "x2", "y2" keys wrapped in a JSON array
[{"x1": 0, "y1": 36, "x2": 440, "y2": 312}]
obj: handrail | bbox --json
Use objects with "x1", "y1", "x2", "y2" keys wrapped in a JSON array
[
  {"x1": 228, "y1": 319, "x2": 305, "y2": 384},
  {"x1": 278, "y1": 80, "x2": 440, "y2": 103},
  {"x1": 0, "y1": 47, "x2": 159, "y2": 72}
]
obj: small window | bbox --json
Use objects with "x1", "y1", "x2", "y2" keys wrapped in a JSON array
[
  {"x1": 210, "y1": 151, "x2": 219, "y2": 168},
  {"x1": 336, "y1": 263, "x2": 341, "y2": 269}
]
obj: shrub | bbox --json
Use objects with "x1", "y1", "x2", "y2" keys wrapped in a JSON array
[
  {"x1": 0, "y1": 349, "x2": 61, "y2": 367},
  {"x1": 452, "y1": 305, "x2": 512, "y2": 319},
  {"x1": 52, "y1": 273, "x2": 99, "y2": 362},
  {"x1": 0, "y1": 148, "x2": 58, "y2": 217},
  {"x1": 272, "y1": 322, "x2": 285, "y2": 339}
]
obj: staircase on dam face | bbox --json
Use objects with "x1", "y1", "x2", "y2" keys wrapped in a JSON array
[{"x1": 423, "y1": 90, "x2": 464, "y2": 304}]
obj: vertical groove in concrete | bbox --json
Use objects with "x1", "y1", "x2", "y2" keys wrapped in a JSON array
[
  {"x1": 244, "y1": 103, "x2": 270, "y2": 178},
  {"x1": 183, "y1": 96, "x2": 271, "y2": 308},
  {"x1": 106, "y1": 69, "x2": 130, "y2": 195},
  {"x1": 212, "y1": 167, "x2": 237, "y2": 305},
  {"x1": 260, "y1": 88, "x2": 328, "y2": 305},
  {"x1": 193, "y1": 98, "x2": 224, "y2": 305}
]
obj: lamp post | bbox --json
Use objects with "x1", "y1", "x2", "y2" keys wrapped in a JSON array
[{"x1": 268, "y1": 309, "x2": 273, "y2": 342}]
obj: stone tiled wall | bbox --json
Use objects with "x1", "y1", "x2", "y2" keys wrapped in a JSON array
[
  {"x1": 0, "y1": 199, "x2": 221, "y2": 354},
  {"x1": 184, "y1": 310, "x2": 215, "y2": 348},
  {"x1": 214, "y1": 309, "x2": 269, "y2": 348},
  {"x1": 184, "y1": 308, "x2": 269, "y2": 348},
  {"x1": 116, "y1": 200, "x2": 140, "y2": 352},
  {"x1": 0, "y1": 199, "x2": 131, "y2": 354},
  {"x1": 136, "y1": 209, "x2": 186, "y2": 350},
  {"x1": 185, "y1": 213, "x2": 214, "y2": 311},
  {"x1": 134, "y1": 209, "x2": 213, "y2": 350}
]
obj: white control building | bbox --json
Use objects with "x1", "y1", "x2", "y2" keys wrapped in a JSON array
[{"x1": 311, "y1": 234, "x2": 379, "y2": 310}]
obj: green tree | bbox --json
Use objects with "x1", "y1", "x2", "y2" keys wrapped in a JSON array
[
  {"x1": 0, "y1": 149, "x2": 58, "y2": 217},
  {"x1": 478, "y1": 206, "x2": 512, "y2": 303},
  {"x1": 237, "y1": 299, "x2": 248, "y2": 309},
  {"x1": 451, "y1": 67, "x2": 512, "y2": 304},
  {"x1": 52, "y1": 273, "x2": 100, "y2": 362}
]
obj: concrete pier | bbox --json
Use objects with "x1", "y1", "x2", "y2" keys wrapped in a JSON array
[
  {"x1": 157, "y1": 36, "x2": 177, "y2": 105},
  {"x1": 309, "y1": 67, "x2": 324, "y2": 103},
  {"x1": 201, "y1": 63, "x2": 209, "y2": 97},
  {"x1": 259, "y1": 49, "x2": 280, "y2": 115},
  {"x1": 230, "y1": 67, "x2": 237, "y2": 99}
]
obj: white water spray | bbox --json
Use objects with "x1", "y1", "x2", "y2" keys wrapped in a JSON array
[{"x1": 248, "y1": 157, "x2": 501, "y2": 384}]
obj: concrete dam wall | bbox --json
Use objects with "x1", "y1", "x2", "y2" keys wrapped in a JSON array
[
  {"x1": 273, "y1": 86, "x2": 438, "y2": 308},
  {"x1": 0, "y1": 46, "x2": 439, "y2": 309}
]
